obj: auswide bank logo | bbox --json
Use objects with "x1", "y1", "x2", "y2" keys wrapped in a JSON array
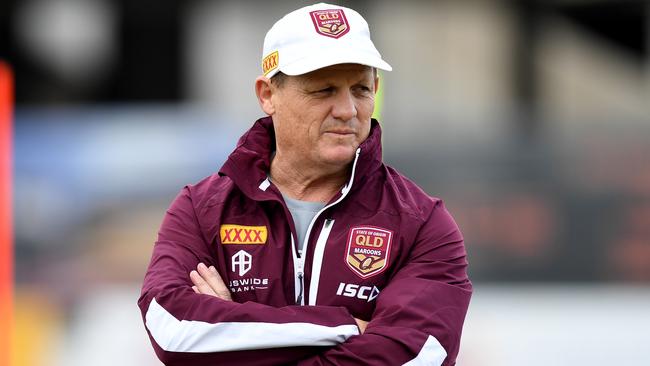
[
  {"x1": 231, "y1": 250, "x2": 252, "y2": 276},
  {"x1": 229, "y1": 249, "x2": 269, "y2": 293},
  {"x1": 345, "y1": 226, "x2": 393, "y2": 278},
  {"x1": 229, "y1": 277, "x2": 269, "y2": 293}
]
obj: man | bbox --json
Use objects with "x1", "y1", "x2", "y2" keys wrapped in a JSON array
[{"x1": 138, "y1": 3, "x2": 471, "y2": 365}]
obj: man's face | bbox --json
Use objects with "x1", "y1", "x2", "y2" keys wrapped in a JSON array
[{"x1": 270, "y1": 64, "x2": 378, "y2": 169}]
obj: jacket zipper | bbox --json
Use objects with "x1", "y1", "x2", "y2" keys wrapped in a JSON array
[
  {"x1": 296, "y1": 272, "x2": 304, "y2": 305},
  {"x1": 292, "y1": 148, "x2": 362, "y2": 306}
]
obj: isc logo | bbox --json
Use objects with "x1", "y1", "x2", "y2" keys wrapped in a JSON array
[{"x1": 335, "y1": 282, "x2": 380, "y2": 302}]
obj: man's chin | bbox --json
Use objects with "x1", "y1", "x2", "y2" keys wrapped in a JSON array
[{"x1": 319, "y1": 148, "x2": 357, "y2": 168}]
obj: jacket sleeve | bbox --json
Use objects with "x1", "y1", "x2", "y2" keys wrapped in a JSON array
[
  {"x1": 297, "y1": 200, "x2": 472, "y2": 366},
  {"x1": 138, "y1": 187, "x2": 359, "y2": 366}
]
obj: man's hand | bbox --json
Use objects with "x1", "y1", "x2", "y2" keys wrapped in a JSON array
[
  {"x1": 190, "y1": 262, "x2": 232, "y2": 301},
  {"x1": 354, "y1": 318, "x2": 368, "y2": 334}
]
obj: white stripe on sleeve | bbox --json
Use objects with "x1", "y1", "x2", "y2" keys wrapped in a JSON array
[
  {"x1": 145, "y1": 297, "x2": 359, "y2": 352},
  {"x1": 402, "y1": 335, "x2": 447, "y2": 366}
]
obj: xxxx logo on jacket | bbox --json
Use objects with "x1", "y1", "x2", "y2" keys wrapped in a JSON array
[
  {"x1": 345, "y1": 226, "x2": 393, "y2": 278},
  {"x1": 310, "y1": 9, "x2": 350, "y2": 39},
  {"x1": 220, "y1": 224, "x2": 267, "y2": 245}
]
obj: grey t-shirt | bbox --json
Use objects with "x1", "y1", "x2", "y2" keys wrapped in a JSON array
[{"x1": 282, "y1": 194, "x2": 326, "y2": 255}]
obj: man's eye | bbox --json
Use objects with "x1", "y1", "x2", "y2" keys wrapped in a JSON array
[
  {"x1": 316, "y1": 87, "x2": 334, "y2": 93},
  {"x1": 354, "y1": 85, "x2": 372, "y2": 94}
]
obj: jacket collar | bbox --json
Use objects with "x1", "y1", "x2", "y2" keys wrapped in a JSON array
[{"x1": 219, "y1": 116, "x2": 383, "y2": 200}]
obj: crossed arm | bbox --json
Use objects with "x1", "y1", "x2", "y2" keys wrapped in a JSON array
[{"x1": 189, "y1": 262, "x2": 369, "y2": 333}]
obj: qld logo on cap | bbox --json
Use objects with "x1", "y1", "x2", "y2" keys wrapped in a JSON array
[
  {"x1": 345, "y1": 226, "x2": 393, "y2": 278},
  {"x1": 310, "y1": 9, "x2": 350, "y2": 39}
]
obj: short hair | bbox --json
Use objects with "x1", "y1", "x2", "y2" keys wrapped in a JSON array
[
  {"x1": 270, "y1": 72, "x2": 288, "y2": 88},
  {"x1": 270, "y1": 67, "x2": 377, "y2": 89}
]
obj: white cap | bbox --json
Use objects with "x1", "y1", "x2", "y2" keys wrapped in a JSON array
[{"x1": 261, "y1": 3, "x2": 392, "y2": 78}]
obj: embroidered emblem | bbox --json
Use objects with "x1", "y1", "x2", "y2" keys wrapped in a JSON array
[
  {"x1": 220, "y1": 225, "x2": 268, "y2": 245},
  {"x1": 345, "y1": 226, "x2": 393, "y2": 278},
  {"x1": 262, "y1": 51, "x2": 279, "y2": 76},
  {"x1": 231, "y1": 250, "x2": 252, "y2": 276},
  {"x1": 310, "y1": 9, "x2": 350, "y2": 39}
]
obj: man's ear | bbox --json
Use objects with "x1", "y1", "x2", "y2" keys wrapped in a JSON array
[{"x1": 255, "y1": 76, "x2": 276, "y2": 115}]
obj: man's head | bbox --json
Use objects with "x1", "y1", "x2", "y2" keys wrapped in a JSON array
[
  {"x1": 257, "y1": 63, "x2": 377, "y2": 169},
  {"x1": 255, "y1": 3, "x2": 391, "y2": 170}
]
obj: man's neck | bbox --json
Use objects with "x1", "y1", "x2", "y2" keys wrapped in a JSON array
[{"x1": 269, "y1": 153, "x2": 350, "y2": 203}]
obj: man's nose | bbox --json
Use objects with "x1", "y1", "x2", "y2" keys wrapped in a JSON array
[{"x1": 331, "y1": 89, "x2": 357, "y2": 121}]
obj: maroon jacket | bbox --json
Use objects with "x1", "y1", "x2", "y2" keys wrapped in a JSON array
[{"x1": 138, "y1": 117, "x2": 472, "y2": 365}]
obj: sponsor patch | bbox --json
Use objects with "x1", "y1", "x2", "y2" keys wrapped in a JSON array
[
  {"x1": 220, "y1": 224, "x2": 267, "y2": 245},
  {"x1": 336, "y1": 282, "x2": 380, "y2": 302},
  {"x1": 229, "y1": 250, "x2": 269, "y2": 293},
  {"x1": 231, "y1": 249, "x2": 252, "y2": 276},
  {"x1": 229, "y1": 277, "x2": 269, "y2": 293},
  {"x1": 262, "y1": 51, "x2": 279, "y2": 76},
  {"x1": 309, "y1": 9, "x2": 350, "y2": 39},
  {"x1": 345, "y1": 226, "x2": 393, "y2": 278}
]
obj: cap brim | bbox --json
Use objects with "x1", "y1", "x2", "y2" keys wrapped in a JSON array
[{"x1": 280, "y1": 51, "x2": 392, "y2": 76}]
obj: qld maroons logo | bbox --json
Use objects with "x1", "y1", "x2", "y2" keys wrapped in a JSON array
[
  {"x1": 345, "y1": 226, "x2": 393, "y2": 278},
  {"x1": 309, "y1": 9, "x2": 350, "y2": 39}
]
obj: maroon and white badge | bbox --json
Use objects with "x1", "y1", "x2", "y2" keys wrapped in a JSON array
[
  {"x1": 310, "y1": 9, "x2": 350, "y2": 39},
  {"x1": 345, "y1": 226, "x2": 393, "y2": 278}
]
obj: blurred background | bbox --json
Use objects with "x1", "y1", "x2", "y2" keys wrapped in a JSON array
[{"x1": 2, "y1": 0, "x2": 649, "y2": 364}]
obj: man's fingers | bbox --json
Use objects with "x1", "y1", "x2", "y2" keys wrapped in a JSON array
[
  {"x1": 190, "y1": 269, "x2": 217, "y2": 297},
  {"x1": 190, "y1": 262, "x2": 232, "y2": 301},
  {"x1": 196, "y1": 263, "x2": 233, "y2": 301},
  {"x1": 354, "y1": 318, "x2": 368, "y2": 334}
]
